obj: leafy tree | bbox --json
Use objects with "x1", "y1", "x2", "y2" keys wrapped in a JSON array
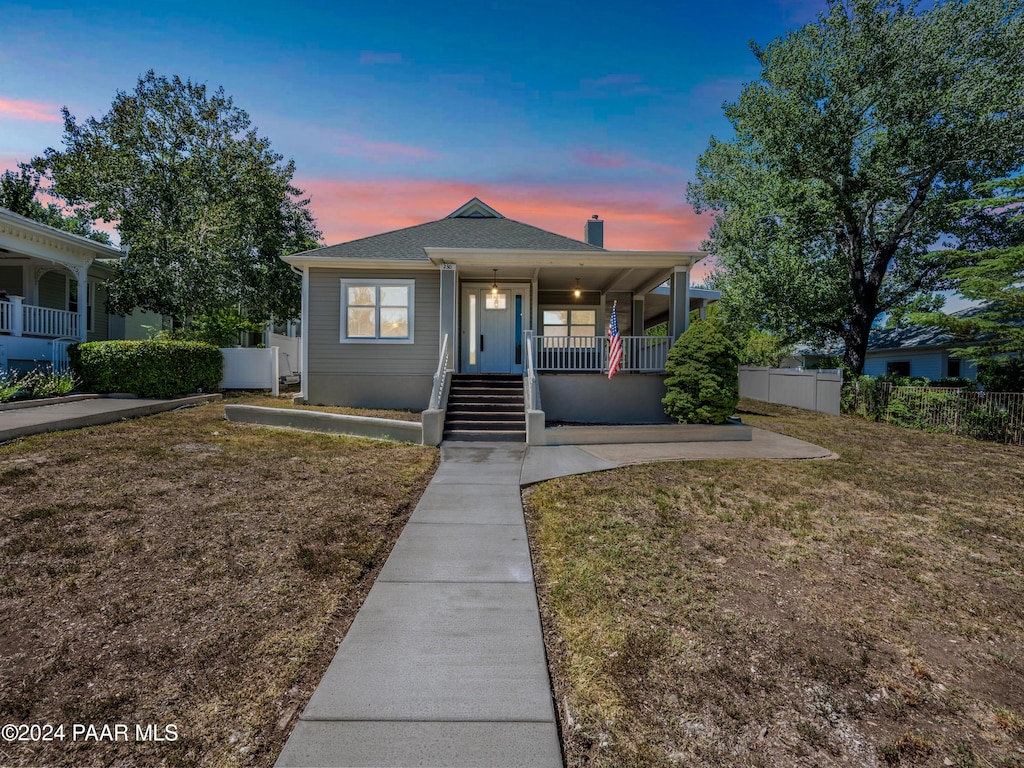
[
  {"x1": 688, "y1": 0, "x2": 1024, "y2": 374},
  {"x1": 977, "y1": 358, "x2": 1024, "y2": 393},
  {"x1": 1, "y1": 165, "x2": 112, "y2": 244},
  {"x1": 31, "y1": 71, "x2": 321, "y2": 325},
  {"x1": 738, "y1": 329, "x2": 793, "y2": 368},
  {"x1": 913, "y1": 178, "x2": 1024, "y2": 362},
  {"x1": 662, "y1": 315, "x2": 740, "y2": 424}
]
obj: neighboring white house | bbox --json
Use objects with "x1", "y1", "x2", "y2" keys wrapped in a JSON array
[
  {"x1": 0, "y1": 206, "x2": 162, "y2": 374},
  {"x1": 786, "y1": 307, "x2": 986, "y2": 381},
  {"x1": 283, "y1": 198, "x2": 712, "y2": 423}
]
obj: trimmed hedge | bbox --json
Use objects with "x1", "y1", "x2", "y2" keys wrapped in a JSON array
[
  {"x1": 69, "y1": 340, "x2": 223, "y2": 398},
  {"x1": 662, "y1": 317, "x2": 740, "y2": 424}
]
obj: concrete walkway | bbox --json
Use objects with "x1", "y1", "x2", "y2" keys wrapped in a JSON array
[
  {"x1": 276, "y1": 442, "x2": 562, "y2": 768},
  {"x1": 0, "y1": 394, "x2": 221, "y2": 443},
  {"x1": 520, "y1": 427, "x2": 835, "y2": 484},
  {"x1": 276, "y1": 427, "x2": 834, "y2": 766}
]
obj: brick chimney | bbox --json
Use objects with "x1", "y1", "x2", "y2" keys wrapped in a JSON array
[{"x1": 585, "y1": 214, "x2": 604, "y2": 247}]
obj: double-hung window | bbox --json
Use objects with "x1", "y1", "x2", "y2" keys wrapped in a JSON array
[
  {"x1": 341, "y1": 280, "x2": 414, "y2": 343},
  {"x1": 68, "y1": 279, "x2": 95, "y2": 333}
]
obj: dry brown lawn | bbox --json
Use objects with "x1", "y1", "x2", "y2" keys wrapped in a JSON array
[
  {"x1": 0, "y1": 401, "x2": 437, "y2": 767},
  {"x1": 525, "y1": 400, "x2": 1024, "y2": 767}
]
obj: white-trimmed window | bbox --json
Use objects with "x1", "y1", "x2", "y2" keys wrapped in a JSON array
[
  {"x1": 68, "y1": 279, "x2": 95, "y2": 333},
  {"x1": 340, "y1": 279, "x2": 414, "y2": 343}
]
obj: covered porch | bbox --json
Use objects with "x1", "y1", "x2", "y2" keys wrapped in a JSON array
[
  {"x1": 0, "y1": 207, "x2": 123, "y2": 373},
  {"x1": 425, "y1": 246, "x2": 707, "y2": 377}
]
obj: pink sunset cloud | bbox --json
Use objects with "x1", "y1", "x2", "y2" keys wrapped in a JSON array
[
  {"x1": 574, "y1": 150, "x2": 683, "y2": 177},
  {"x1": 295, "y1": 176, "x2": 714, "y2": 260},
  {"x1": 0, "y1": 96, "x2": 60, "y2": 123},
  {"x1": 331, "y1": 133, "x2": 439, "y2": 163}
]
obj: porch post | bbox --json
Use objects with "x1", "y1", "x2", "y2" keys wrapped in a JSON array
[
  {"x1": 73, "y1": 267, "x2": 89, "y2": 342},
  {"x1": 439, "y1": 263, "x2": 457, "y2": 362},
  {"x1": 668, "y1": 267, "x2": 690, "y2": 341},
  {"x1": 631, "y1": 296, "x2": 645, "y2": 336},
  {"x1": 9, "y1": 296, "x2": 24, "y2": 336},
  {"x1": 626, "y1": 296, "x2": 643, "y2": 335}
]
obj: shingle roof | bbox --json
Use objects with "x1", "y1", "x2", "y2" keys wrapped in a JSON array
[
  {"x1": 867, "y1": 306, "x2": 988, "y2": 350},
  {"x1": 299, "y1": 203, "x2": 605, "y2": 261}
]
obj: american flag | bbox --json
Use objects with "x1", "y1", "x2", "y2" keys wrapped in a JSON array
[{"x1": 607, "y1": 302, "x2": 622, "y2": 379}]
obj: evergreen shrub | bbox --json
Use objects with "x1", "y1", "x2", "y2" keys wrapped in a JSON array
[{"x1": 662, "y1": 318, "x2": 740, "y2": 424}]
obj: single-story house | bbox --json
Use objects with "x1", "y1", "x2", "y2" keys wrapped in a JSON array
[
  {"x1": 861, "y1": 316, "x2": 981, "y2": 381},
  {"x1": 785, "y1": 306, "x2": 987, "y2": 381},
  {"x1": 0, "y1": 206, "x2": 162, "y2": 375},
  {"x1": 284, "y1": 198, "x2": 712, "y2": 434}
]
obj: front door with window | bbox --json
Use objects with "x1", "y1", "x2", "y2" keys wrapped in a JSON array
[{"x1": 460, "y1": 285, "x2": 525, "y2": 374}]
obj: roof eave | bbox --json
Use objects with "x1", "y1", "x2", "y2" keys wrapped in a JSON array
[
  {"x1": 423, "y1": 247, "x2": 704, "y2": 269},
  {"x1": 0, "y1": 206, "x2": 122, "y2": 259},
  {"x1": 282, "y1": 254, "x2": 435, "y2": 270}
]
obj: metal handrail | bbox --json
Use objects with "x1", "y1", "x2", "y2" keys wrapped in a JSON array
[
  {"x1": 523, "y1": 330, "x2": 541, "y2": 412},
  {"x1": 428, "y1": 333, "x2": 450, "y2": 410}
]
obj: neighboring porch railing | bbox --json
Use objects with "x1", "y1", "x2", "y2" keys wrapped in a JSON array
[
  {"x1": 0, "y1": 301, "x2": 13, "y2": 334},
  {"x1": 1, "y1": 301, "x2": 80, "y2": 339},
  {"x1": 24, "y1": 305, "x2": 79, "y2": 338},
  {"x1": 532, "y1": 335, "x2": 672, "y2": 373}
]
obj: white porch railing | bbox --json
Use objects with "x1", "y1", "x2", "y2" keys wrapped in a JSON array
[
  {"x1": 25, "y1": 305, "x2": 79, "y2": 338},
  {"x1": 0, "y1": 301, "x2": 13, "y2": 334},
  {"x1": 532, "y1": 335, "x2": 672, "y2": 373}
]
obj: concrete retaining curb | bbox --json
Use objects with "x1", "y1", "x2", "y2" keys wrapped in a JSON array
[
  {"x1": 0, "y1": 393, "x2": 222, "y2": 442},
  {"x1": 224, "y1": 404, "x2": 424, "y2": 444},
  {"x1": 539, "y1": 420, "x2": 753, "y2": 445},
  {"x1": 0, "y1": 393, "x2": 99, "y2": 412}
]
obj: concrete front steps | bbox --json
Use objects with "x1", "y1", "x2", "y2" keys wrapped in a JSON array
[{"x1": 443, "y1": 374, "x2": 526, "y2": 442}]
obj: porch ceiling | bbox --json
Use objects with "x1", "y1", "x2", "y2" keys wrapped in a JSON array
[
  {"x1": 459, "y1": 263, "x2": 674, "y2": 297},
  {"x1": 427, "y1": 247, "x2": 704, "y2": 300}
]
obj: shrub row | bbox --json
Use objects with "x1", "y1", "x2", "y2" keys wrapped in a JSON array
[{"x1": 69, "y1": 340, "x2": 223, "y2": 398}]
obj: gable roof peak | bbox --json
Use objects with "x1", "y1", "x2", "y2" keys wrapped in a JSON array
[{"x1": 447, "y1": 198, "x2": 504, "y2": 219}]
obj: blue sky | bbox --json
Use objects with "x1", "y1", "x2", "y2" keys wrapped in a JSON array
[{"x1": 0, "y1": 0, "x2": 831, "y2": 283}]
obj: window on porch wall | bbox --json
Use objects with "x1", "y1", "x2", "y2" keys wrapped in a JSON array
[{"x1": 540, "y1": 309, "x2": 600, "y2": 369}]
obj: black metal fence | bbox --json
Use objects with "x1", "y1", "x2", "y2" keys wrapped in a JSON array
[{"x1": 844, "y1": 382, "x2": 1024, "y2": 446}]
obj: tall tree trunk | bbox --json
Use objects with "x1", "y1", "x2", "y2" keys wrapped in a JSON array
[{"x1": 842, "y1": 311, "x2": 873, "y2": 376}]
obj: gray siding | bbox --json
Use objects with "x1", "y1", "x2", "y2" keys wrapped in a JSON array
[
  {"x1": 38, "y1": 271, "x2": 66, "y2": 310},
  {"x1": 89, "y1": 280, "x2": 109, "y2": 341},
  {"x1": 306, "y1": 267, "x2": 440, "y2": 408}
]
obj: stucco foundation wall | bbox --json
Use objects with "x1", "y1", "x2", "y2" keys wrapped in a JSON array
[
  {"x1": 305, "y1": 373, "x2": 432, "y2": 410},
  {"x1": 538, "y1": 373, "x2": 672, "y2": 424}
]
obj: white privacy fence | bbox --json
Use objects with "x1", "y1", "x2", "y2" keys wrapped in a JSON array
[
  {"x1": 268, "y1": 332, "x2": 301, "y2": 378},
  {"x1": 739, "y1": 366, "x2": 843, "y2": 415},
  {"x1": 219, "y1": 347, "x2": 280, "y2": 396}
]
